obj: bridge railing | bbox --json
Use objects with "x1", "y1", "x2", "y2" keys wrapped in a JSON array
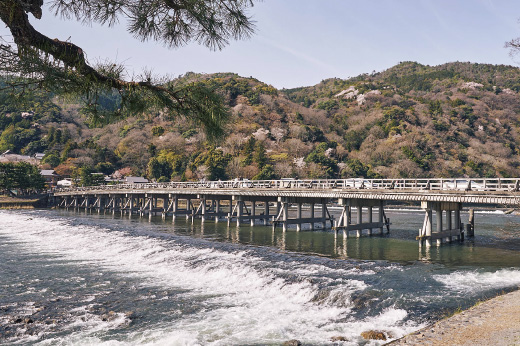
[{"x1": 53, "y1": 178, "x2": 520, "y2": 194}]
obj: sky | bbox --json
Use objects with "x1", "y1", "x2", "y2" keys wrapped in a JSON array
[{"x1": 3, "y1": 0, "x2": 520, "y2": 88}]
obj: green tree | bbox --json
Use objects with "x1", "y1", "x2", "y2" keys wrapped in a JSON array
[
  {"x1": 77, "y1": 167, "x2": 104, "y2": 186},
  {"x1": 0, "y1": 124, "x2": 16, "y2": 152},
  {"x1": 253, "y1": 164, "x2": 276, "y2": 180},
  {"x1": 0, "y1": 162, "x2": 45, "y2": 193},
  {"x1": 429, "y1": 100, "x2": 443, "y2": 116},
  {"x1": 205, "y1": 149, "x2": 232, "y2": 180},
  {"x1": 22, "y1": 162, "x2": 46, "y2": 191},
  {"x1": 0, "y1": 0, "x2": 256, "y2": 139},
  {"x1": 0, "y1": 163, "x2": 18, "y2": 192},
  {"x1": 343, "y1": 159, "x2": 380, "y2": 179},
  {"x1": 305, "y1": 142, "x2": 338, "y2": 178},
  {"x1": 42, "y1": 152, "x2": 61, "y2": 167},
  {"x1": 344, "y1": 129, "x2": 365, "y2": 151},
  {"x1": 192, "y1": 148, "x2": 231, "y2": 180},
  {"x1": 95, "y1": 162, "x2": 115, "y2": 175},
  {"x1": 241, "y1": 136, "x2": 256, "y2": 166},
  {"x1": 253, "y1": 142, "x2": 268, "y2": 166},
  {"x1": 156, "y1": 150, "x2": 187, "y2": 177},
  {"x1": 147, "y1": 158, "x2": 164, "y2": 181},
  {"x1": 152, "y1": 126, "x2": 165, "y2": 137}
]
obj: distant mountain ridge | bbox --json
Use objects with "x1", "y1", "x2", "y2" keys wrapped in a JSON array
[{"x1": 1, "y1": 61, "x2": 520, "y2": 181}]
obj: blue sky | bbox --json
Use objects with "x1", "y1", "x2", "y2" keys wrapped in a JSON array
[{"x1": 4, "y1": 0, "x2": 520, "y2": 88}]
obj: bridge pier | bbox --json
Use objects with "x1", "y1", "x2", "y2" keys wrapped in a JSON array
[
  {"x1": 264, "y1": 201, "x2": 270, "y2": 226},
  {"x1": 167, "y1": 195, "x2": 193, "y2": 220},
  {"x1": 215, "y1": 199, "x2": 221, "y2": 222},
  {"x1": 227, "y1": 196, "x2": 276, "y2": 226},
  {"x1": 418, "y1": 201, "x2": 463, "y2": 246},
  {"x1": 467, "y1": 209, "x2": 475, "y2": 237},
  {"x1": 162, "y1": 195, "x2": 169, "y2": 219},
  {"x1": 94, "y1": 195, "x2": 103, "y2": 214},
  {"x1": 272, "y1": 197, "x2": 333, "y2": 231},
  {"x1": 334, "y1": 199, "x2": 389, "y2": 238}
]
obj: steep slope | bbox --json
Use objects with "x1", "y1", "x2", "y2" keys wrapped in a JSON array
[{"x1": 1, "y1": 62, "x2": 520, "y2": 181}]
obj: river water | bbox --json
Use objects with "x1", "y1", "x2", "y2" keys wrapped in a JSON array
[{"x1": 1, "y1": 208, "x2": 520, "y2": 345}]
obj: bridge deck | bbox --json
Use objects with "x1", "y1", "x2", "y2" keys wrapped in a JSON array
[{"x1": 53, "y1": 178, "x2": 520, "y2": 205}]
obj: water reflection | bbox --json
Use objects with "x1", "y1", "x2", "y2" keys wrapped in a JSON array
[{"x1": 56, "y1": 209, "x2": 520, "y2": 268}]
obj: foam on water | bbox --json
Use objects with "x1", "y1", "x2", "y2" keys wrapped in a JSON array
[
  {"x1": 434, "y1": 269, "x2": 520, "y2": 293},
  {"x1": 475, "y1": 210, "x2": 505, "y2": 215},
  {"x1": 0, "y1": 211, "x2": 420, "y2": 344}
]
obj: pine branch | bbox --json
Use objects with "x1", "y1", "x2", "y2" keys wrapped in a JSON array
[{"x1": 0, "y1": 0, "x2": 256, "y2": 140}]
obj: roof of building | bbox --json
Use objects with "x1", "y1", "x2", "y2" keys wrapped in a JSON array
[
  {"x1": 125, "y1": 176, "x2": 149, "y2": 184},
  {"x1": 40, "y1": 170, "x2": 59, "y2": 176}
]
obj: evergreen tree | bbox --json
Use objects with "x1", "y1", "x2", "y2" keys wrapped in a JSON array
[
  {"x1": 0, "y1": 162, "x2": 45, "y2": 193},
  {"x1": 253, "y1": 142, "x2": 267, "y2": 166}
]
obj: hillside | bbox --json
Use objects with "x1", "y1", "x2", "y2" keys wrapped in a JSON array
[{"x1": 1, "y1": 61, "x2": 520, "y2": 181}]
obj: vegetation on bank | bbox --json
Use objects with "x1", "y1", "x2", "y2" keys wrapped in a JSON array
[
  {"x1": 0, "y1": 162, "x2": 46, "y2": 194},
  {"x1": 0, "y1": 196, "x2": 48, "y2": 209},
  {"x1": 2, "y1": 62, "x2": 520, "y2": 181}
]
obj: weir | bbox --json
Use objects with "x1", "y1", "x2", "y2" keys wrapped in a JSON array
[{"x1": 53, "y1": 178, "x2": 520, "y2": 247}]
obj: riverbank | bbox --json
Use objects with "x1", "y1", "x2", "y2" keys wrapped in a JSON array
[
  {"x1": 389, "y1": 287, "x2": 520, "y2": 345},
  {"x1": 0, "y1": 195, "x2": 48, "y2": 209}
]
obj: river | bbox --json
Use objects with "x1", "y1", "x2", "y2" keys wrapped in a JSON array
[{"x1": 1, "y1": 208, "x2": 520, "y2": 345}]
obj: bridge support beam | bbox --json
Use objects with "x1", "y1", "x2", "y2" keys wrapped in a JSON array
[
  {"x1": 418, "y1": 201, "x2": 463, "y2": 246},
  {"x1": 264, "y1": 201, "x2": 270, "y2": 226},
  {"x1": 335, "y1": 199, "x2": 389, "y2": 238},
  {"x1": 467, "y1": 209, "x2": 475, "y2": 237},
  {"x1": 226, "y1": 196, "x2": 276, "y2": 226},
  {"x1": 272, "y1": 197, "x2": 332, "y2": 231}
]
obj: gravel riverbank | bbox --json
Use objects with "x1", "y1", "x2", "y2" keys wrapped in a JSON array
[{"x1": 389, "y1": 288, "x2": 520, "y2": 345}]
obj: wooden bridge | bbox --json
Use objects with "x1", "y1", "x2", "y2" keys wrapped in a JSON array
[{"x1": 53, "y1": 178, "x2": 520, "y2": 247}]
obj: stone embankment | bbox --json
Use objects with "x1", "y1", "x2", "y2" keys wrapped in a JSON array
[{"x1": 389, "y1": 288, "x2": 520, "y2": 345}]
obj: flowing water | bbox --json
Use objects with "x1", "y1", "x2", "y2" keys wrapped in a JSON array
[{"x1": 1, "y1": 208, "x2": 520, "y2": 345}]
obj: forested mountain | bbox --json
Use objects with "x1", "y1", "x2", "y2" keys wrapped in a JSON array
[{"x1": 2, "y1": 61, "x2": 520, "y2": 181}]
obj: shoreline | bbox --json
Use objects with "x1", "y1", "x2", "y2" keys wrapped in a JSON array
[
  {"x1": 0, "y1": 196, "x2": 49, "y2": 209},
  {"x1": 388, "y1": 287, "x2": 520, "y2": 345}
]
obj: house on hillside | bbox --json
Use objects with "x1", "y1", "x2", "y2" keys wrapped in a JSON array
[
  {"x1": 40, "y1": 169, "x2": 60, "y2": 188},
  {"x1": 33, "y1": 153, "x2": 45, "y2": 160},
  {"x1": 125, "y1": 176, "x2": 149, "y2": 184}
]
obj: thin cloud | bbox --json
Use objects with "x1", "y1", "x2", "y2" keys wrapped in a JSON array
[
  {"x1": 479, "y1": 0, "x2": 519, "y2": 32},
  {"x1": 257, "y1": 35, "x2": 340, "y2": 75}
]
